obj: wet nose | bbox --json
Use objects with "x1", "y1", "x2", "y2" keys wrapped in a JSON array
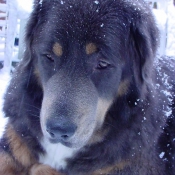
[{"x1": 46, "y1": 118, "x2": 77, "y2": 142}]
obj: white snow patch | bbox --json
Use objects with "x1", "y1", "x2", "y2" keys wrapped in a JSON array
[
  {"x1": 164, "y1": 108, "x2": 172, "y2": 118},
  {"x1": 39, "y1": 0, "x2": 43, "y2": 5},
  {"x1": 0, "y1": 71, "x2": 10, "y2": 138},
  {"x1": 155, "y1": 57, "x2": 174, "y2": 118},
  {"x1": 94, "y1": 1, "x2": 99, "y2": 5},
  {"x1": 166, "y1": 2, "x2": 175, "y2": 56},
  {"x1": 159, "y1": 152, "x2": 165, "y2": 159},
  {"x1": 153, "y1": 9, "x2": 167, "y2": 56},
  {"x1": 17, "y1": 0, "x2": 33, "y2": 18},
  {"x1": 100, "y1": 23, "x2": 104, "y2": 27},
  {"x1": 60, "y1": 0, "x2": 64, "y2": 5}
]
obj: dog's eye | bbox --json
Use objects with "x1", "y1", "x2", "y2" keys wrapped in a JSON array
[
  {"x1": 96, "y1": 61, "x2": 110, "y2": 69},
  {"x1": 45, "y1": 54, "x2": 54, "y2": 62}
]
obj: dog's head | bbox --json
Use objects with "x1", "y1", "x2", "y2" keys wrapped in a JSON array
[{"x1": 7, "y1": 0, "x2": 159, "y2": 149}]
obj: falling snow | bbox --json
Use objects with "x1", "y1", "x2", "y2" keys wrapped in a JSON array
[
  {"x1": 0, "y1": 72, "x2": 10, "y2": 138},
  {"x1": 60, "y1": 0, "x2": 64, "y2": 5},
  {"x1": 159, "y1": 152, "x2": 165, "y2": 159},
  {"x1": 94, "y1": 1, "x2": 99, "y2": 5},
  {"x1": 39, "y1": 0, "x2": 43, "y2": 5},
  {"x1": 100, "y1": 23, "x2": 104, "y2": 27}
]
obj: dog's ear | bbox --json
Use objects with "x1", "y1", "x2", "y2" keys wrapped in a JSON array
[
  {"x1": 21, "y1": 0, "x2": 42, "y2": 67},
  {"x1": 129, "y1": 4, "x2": 159, "y2": 82},
  {"x1": 3, "y1": 1, "x2": 43, "y2": 119}
]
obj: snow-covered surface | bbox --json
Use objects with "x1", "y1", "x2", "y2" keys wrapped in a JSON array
[
  {"x1": 153, "y1": 9, "x2": 167, "y2": 56},
  {"x1": 0, "y1": 71, "x2": 10, "y2": 138},
  {"x1": 16, "y1": 0, "x2": 33, "y2": 18},
  {"x1": 152, "y1": 1, "x2": 175, "y2": 56},
  {"x1": 166, "y1": 1, "x2": 175, "y2": 56}
]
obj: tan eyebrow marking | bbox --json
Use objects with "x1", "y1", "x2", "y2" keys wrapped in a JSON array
[
  {"x1": 86, "y1": 43, "x2": 97, "y2": 55},
  {"x1": 53, "y1": 42, "x2": 63, "y2": 57}
]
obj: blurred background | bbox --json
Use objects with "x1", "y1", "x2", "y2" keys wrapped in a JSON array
[{"x1": 0, "y1": 0, "x2": 174, "y2": 136}]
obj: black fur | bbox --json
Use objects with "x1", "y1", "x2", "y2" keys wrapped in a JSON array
[{"x1": 1, "y1": 0, "x2": 175, "y2": 174}]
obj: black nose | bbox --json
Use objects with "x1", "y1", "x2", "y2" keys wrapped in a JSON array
[{"x1": 46, "y1": 118, "x2": 77, "y2": 142}]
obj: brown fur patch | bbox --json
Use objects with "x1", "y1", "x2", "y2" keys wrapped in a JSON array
[
  {"x1": 92, "y1": 161, "x2": 130, "y2": 175},
  {"x1": 117, "y1": 79, "x2": 129, "y2": 97},
  {"x1": 88, "y1": 129, "x2": 108, "y2": 145},
  {"x1": 96, "y1": 98, "x2": 113, "y2": 128},
  {"x1": 0, "y1": 153, "x2": 19, "y2": 175},
  {"x1": 86, "y1": 43, "x2": 97, "y2": 55},
  {"x1": 6, "y1": 124, "x2": 36, "y2": 168},
  {"x1": 53, "y1": 42, "x2": 63, "y2": 57},
  {"x1": 87, "y1": 98, "x2": 112, "y2": 145},
  {"x1": 30, "y1": 164, "x2": 63, "y2": 175},
  {"x1": 34, "y1": 67, "x2": 43, "y2": 89}
]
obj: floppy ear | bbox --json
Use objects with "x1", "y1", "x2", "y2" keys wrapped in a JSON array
[
  {"x1": 3, "y1": 2, "x2": 43, "y2": 119},
  {"x1": 21, "y1": 0, "x2": 42, "y2": 67},
  {"x1": 129, "y1": 6, "x2": 159, "y2": 82}
]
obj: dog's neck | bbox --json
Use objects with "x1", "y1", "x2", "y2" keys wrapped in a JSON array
[{"x1": 39, "y1": 138, "x2": 78, "y2": 171}]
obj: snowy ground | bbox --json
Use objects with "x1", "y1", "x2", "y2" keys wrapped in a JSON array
[
  {"x1": 166, "y1": 1, "x2": 175, "y2": 56},
  {"x1": 0, "y1": 2, "x2": 175, "y2": 138},
  {"x1": 0, "y1": 71, "x2": 10, "y2": 138}
]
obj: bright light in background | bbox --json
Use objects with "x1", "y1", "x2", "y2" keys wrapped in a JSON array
[{"x1": 17, "y1": 0, "x2": 33, "y2": 14}]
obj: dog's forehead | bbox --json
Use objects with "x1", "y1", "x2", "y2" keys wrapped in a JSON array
[
  {"x1": 35, "y1": 0, "x2": 141, "y2": 55},
  {"x1": 40, "y1": 0, "x2": 120, "y2": 38}
]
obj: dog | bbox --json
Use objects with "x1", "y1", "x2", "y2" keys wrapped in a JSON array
[{"x1": 0, "y1": 0, "x2": 175, "y2": 174}]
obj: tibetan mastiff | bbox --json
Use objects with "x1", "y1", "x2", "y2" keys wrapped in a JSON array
[{"x1": 0, "y1": 0, "x2": 175, "y2": 174}]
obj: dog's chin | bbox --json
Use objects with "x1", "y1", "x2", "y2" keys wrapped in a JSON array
[
  {"x1": 49, "y1": 138, "x2": 72, "y2": 147},
  {"x1": 48, "y1": 136, "x2": 91, "y2": 149}
]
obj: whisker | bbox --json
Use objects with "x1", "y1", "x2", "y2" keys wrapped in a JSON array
[
  {"x1": 30, "y1": 113, "x2": 40, "y2": 118},
  {"x1": 104, "y1": 122, "x2": 117, "y2": 129},
  {"x1": 24, "y1": 103, "x2": 41, "y2": 111}
]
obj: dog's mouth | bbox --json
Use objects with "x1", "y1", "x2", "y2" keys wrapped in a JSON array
[
  {"x1": 43, "y1": 134, "x2": 90, "y2": 149},
  {"x1": 48, "y1": 137, "x2": 73, "y2": 147}
]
